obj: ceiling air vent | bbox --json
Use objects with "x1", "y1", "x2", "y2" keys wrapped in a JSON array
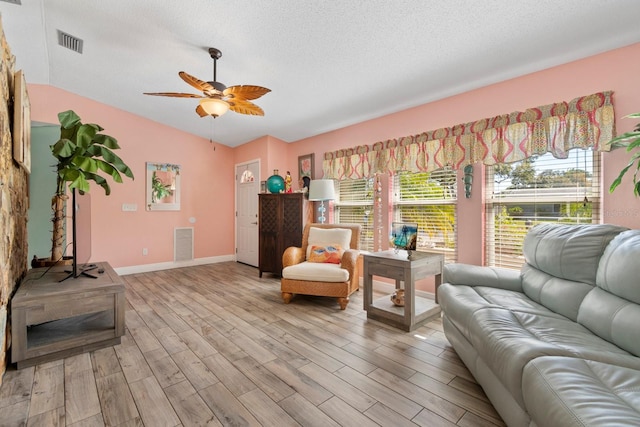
[
  {"x1": 57, "y1": 30, "x2": 83, "y2": 54},
  {"x1": 0, "y1": 0, "x2": 22, "y2": 5}
]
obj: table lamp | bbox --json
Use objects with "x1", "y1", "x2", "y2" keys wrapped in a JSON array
[{"x1": 308, "y1": 179, "x2": 335, "y2": 224}]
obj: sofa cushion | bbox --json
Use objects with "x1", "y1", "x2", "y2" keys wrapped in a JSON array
[
  {"x1": 438, "y1": 283, "x2": 566, "y2": 340},
  {"x1": 596, "y1": 229, "x2": 640, "y2": 304},
  {"x1": 306, "y1": 227, "x2": 352, "y2": 259},
  {"x1": 522, "y1": 223, "x2": 627, "y2": 285},
  {"x1": 578, "y1": 288, "x2": 640, "y2": 358},
  {"x1": 467, "y1": 307, "x2": 640, "y2": 407},
  {"x1": 523, "y1": 356, "x2": 640, "y2": 427},
  {"x1": 520, "y1": 223, "x2": 627, "y2": 320},
  {"x1": 520, "y1": 264, "x2": 594, "y2": 322},
  {"x1": 576, "y1": 230, "x2": 640, "y2": 358},
  {"x1": 282, "y1": 261, "x2": 349, "y2": 282}
]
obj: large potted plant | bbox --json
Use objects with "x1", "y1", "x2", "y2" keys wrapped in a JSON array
[
  {"x1": 34, "y1": 110, "x2": 134, "y2": 266},
  {"x1": 609, "y1": 112, "x2": 640, "y2": 196}
]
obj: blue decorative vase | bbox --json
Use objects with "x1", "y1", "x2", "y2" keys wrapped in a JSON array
[{"x1": 267, "y1": 169, "x2": 285, "y2": 193}]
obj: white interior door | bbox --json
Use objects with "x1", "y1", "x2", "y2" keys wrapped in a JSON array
[{"x1": 236, "y1": 160, "x2": 260, "y2": 266}]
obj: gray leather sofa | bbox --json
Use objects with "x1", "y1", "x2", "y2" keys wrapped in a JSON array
[{"x1": 439, "y1": 223, "x2": 640, "y2": 426}]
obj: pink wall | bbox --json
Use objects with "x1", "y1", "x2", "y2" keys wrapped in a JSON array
[
  {"x1": 267, "y1": 136, "x2": 290, "y2": 181},
  {"x1": 29, "y1": 85, "x2": 236, "y2": 268},
  {"x1": 235, "y1": 135, "x2": 290, "y2": 183},
  {"x1": 26, "y1": 42, "x2": 640, "y2": 273}
]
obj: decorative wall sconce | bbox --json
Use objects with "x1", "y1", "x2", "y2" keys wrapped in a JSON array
[{"x1": 463, "y1": 164, "x2": 473, "y2": 198}]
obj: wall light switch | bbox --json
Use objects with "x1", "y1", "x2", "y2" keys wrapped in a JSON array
[{"x1": 122, "y1": 203, "x2": 137, "y2": 212}]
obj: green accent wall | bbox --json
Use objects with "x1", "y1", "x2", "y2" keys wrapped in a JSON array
[{"x1": 28, "y1": 125, "x2": 59, "y2": 263}]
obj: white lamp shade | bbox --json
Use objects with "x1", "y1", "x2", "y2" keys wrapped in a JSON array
[
  {"x1": 199, "y1": 98, "x2": 230, "y2": 117},
  {"x1": 308, "y1": 179, "x2": 335, "y2": 201}
]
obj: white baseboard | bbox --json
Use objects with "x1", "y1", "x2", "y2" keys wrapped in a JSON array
[{"x1": 114, "y1": 254, "x2": 236, "y2": 276}]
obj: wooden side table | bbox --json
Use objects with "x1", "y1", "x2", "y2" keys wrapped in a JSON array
[
  {"x1": 363, "y1": 250, "x2": 443, "y2": 331},
  {"x1": 11, "y1": 262, "x2": 125, "y2": 368}
]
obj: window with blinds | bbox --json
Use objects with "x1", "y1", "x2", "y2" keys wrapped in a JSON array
[
  {"x1": 334, "y1": 178, "x2": 374, "y2": 251},
  {"x1": 485, "y1": 149, "x2": 601, "y2": 269},
  {"x1": 392, "y1": 168, "x2": 458, "y2": 263}
]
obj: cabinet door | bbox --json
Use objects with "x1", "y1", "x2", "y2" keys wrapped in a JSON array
[
  {"x1": 281, "y1": 195, "x2": 304, "y2": 255},
  {"x1": 259, "y1": 195, "x2": 280, "y2": 274}
]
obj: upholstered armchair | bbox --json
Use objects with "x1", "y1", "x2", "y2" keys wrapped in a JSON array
[{"x1": 281, "y1": 223, "x2": 361, "y2": 310}]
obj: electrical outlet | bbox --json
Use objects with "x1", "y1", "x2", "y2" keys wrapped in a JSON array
[{"x1": 142, "y1": 248, "x2": 148, "y2": 256}]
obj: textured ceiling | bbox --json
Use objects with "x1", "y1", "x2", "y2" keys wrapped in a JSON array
[{"x1": 2, "y1": 1, "x2": 640, "y2": 147}]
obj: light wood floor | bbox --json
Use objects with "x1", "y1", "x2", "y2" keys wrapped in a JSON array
[{"x1": 0, "y1": 262, "x2": 505, "y2": 427}]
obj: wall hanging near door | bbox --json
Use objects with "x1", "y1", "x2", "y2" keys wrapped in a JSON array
[{"x1": 146, "y1": 162, "x2": 181, "y2": 211}]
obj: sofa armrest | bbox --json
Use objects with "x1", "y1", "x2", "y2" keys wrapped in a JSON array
[
  {"x1": 283, "y1": 246, "x2": 305, "y2": 268},
  {"x1": 443, "y1": 263, "x2": 522, "y2": 292},
  {"x1": 340, "y1": 249, "x2": 359, "y2": 272}
]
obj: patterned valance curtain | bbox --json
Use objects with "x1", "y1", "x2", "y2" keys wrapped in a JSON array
[{"x1": 322, "y1": 91, "x2": 614, "y2": 179}]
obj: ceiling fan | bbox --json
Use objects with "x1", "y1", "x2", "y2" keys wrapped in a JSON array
[{"x1": 144, "y1": 47, "x2": 270, "y2": 118}]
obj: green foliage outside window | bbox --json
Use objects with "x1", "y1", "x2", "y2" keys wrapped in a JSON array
[{"x1": 396, "y1": 172, "x2": 456, "y2": 250}]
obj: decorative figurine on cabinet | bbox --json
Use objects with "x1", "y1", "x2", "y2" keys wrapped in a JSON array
[{"x1": 284, "y1": 171, "x2": 293, "y2": 193}]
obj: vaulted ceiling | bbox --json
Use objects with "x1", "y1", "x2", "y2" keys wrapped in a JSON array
[{"x1": 2, "y1": 1, "x2": 640, "y2": 147}]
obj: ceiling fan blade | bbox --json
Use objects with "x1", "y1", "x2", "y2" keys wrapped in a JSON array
[
  {"x1": 224, "y1": 85, "x2": 271, "y2": 101},
  {"x1": 195, "y1": 104, "x2": 208, "y2": 117},
  {"x1": 179, "y1": 71, "x2": 215, "y2": 93},
  {"x1": 229, "y1": 99, "x2": 265, "y2": 116},
  {"x1": 143, "y1": 92, "x2": 204, "y2": 98}
]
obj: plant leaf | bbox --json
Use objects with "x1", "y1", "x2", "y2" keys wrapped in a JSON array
[
  {"x1": 86, "y1": 145, "x2": 135, "y2": 179},
  {"x1": 93, "y1": 134, "x2": 120, "y2": 149},
  {"x1": 58, "y1": 110, "x2": 81, "y2": 129},
  {"x1": 95, "y1": 160, "x2": 123, "y2": 183},
  {"x1": 75, "y1": 124, "x2": 98, "y2": 149},
  {"x1": 607, "y1": 131, "x2": 640, "y2": 146},
  {"x1": 72, "y1": 156, "x2": 99, "y2": 173},
  {"x1": 83, "y1": 172, "x2": 111, "y2": 195},
  {"x1": 68, "y1": 173, "x2": 90, "y2": 193},
  {"x1": 51, "y1": 139, "x2": 76, "y2": 159}
]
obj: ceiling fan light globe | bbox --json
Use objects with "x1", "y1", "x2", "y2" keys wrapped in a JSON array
[{"x1": 199, "y1": 98, "x2": 229, "y2": 117}]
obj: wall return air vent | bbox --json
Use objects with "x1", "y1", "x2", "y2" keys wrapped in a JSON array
[{"x1": 57, "y1": 30, "x2": 83, "y2": 54}]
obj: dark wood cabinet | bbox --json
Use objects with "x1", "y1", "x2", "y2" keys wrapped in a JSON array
[{"x1": 259, "y1": 193, "x2": 309, "y2": 277}]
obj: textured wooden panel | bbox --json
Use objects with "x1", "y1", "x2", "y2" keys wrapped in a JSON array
[{"x1": 0, "y1": 18, "x2": 29, "y2": 385}]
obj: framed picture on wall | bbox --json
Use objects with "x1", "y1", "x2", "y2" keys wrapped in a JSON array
[
  {"x1": 13, "y1": 70, "x2": 31, "y2": 173},
  {"x1": 298, "y1": 153, "x2": 314, "y2": 182}
]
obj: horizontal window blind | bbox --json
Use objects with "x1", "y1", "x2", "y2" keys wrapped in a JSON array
[
  {"x1": 334, "y1": 178, "x2": 374, "y2": 251},
  {"x1": 392, "y1": 168, "x2": 457, "y2": 263},
  {"x1": 485, "y1": 149, "x2": 601, "y2": 269}
]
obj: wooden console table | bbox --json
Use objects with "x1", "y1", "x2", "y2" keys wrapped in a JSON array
[
  {"x1": 363, "y1": 250, "x2": 443, "y2": 331},
  {"x1": 11, "y1": 262, "x2": 125, "y2": 368}
]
